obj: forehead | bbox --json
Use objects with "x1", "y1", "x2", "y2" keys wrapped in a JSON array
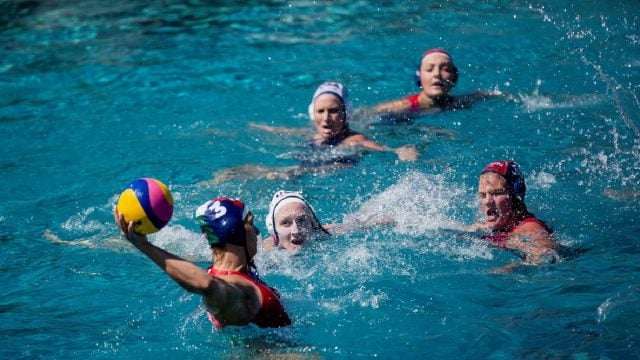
[
  {"x1": 275, "y1": 201, "x2": 310, "y2": 218},
  {"x1": 478, "y1": 172, "x2": 507, "y2": 190},
  {"x1": 421, "y1": 52, "x2": 452, "y2": 66},
  {"x1": 314, "y1": 93, "x2": 342, "y2": 107}
]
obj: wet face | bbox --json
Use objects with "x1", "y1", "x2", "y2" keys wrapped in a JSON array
[
  {"x1": 478, "y1": 173, "x2": 515, "y2": 231},
  {"x1": 418, "y1": 52, "x2": 456, "y2": 98},
  {"x1": 274, "y1": 202, "x2": 315, "y2": 252},
  {"x1": 313, "y1": 93, "x2": 347, "y2": 142},
  {"x1": 244, "y1": 213, "x2": 260, "y2": 259}
]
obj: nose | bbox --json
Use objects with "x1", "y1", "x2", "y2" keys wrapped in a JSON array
[
  {"x1": 321, "y1": 111, "x2": 332, "y2": 123},
  {"x1": 290, "y1": 221, "x2": 300, "y2": 234}
]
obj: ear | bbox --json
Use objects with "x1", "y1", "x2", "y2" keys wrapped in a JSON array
[
  {"x1": 450, "y1": 66, "x2": 459, "y2": 86},
  {"x1": 414, "y1": 68, "x2": 422, "y2": 87}
]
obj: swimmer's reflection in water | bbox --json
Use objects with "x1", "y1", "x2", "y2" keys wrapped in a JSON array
[{"x1": 205, "y1": 81, "x2": 418, "y2": 185}]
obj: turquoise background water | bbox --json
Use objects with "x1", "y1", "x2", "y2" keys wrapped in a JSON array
[{"x1": 1, "y1": 0, "x2": 639, "y2": 358}]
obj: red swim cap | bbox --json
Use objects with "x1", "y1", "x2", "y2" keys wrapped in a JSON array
[
  {"x1": 421, "y1": 48, "x2": 451, "y2": 59},
  {"x1": 481, "y1": 160, "x2": 526, "y2": 201}
]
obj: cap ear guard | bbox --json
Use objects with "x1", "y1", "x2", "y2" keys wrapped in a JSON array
[{"x1": 507, "y1": 161, "x2": 526, "y2": 201}]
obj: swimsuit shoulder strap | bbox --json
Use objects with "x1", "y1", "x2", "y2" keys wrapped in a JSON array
[{"x1": 406, "y1": 93, "x2": 421, "y2": 112}]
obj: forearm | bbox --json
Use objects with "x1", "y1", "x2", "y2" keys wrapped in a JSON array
[{"x1": 134, "y1": 239, "x2": 216, "y2": 294}]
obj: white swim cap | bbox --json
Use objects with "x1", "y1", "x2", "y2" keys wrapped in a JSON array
[
  {"x1": 307, "y1": 81, "x2": 353, "y2": 123},
  {"x1": 266, "y1": 190, "x2": 324, "y2": 244}
]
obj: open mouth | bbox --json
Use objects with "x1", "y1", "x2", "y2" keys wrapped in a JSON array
[
  {"x1": 290, "y1": 239, "x2": 304, "y2": 245},
  {"x1": 486, "y1": 208, "x2": 498, "y2": 221}
]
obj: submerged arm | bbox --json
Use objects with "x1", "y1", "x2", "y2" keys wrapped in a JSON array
[
  {"x1": 345, "y1": 134, "x2": 418, "y2": 161},
  {"x1": 249, "y1": 122, "x2": 311, "y2": 136}
]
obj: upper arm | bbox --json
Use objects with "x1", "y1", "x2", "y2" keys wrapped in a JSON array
[
  {"x1": 506, "y1": 223, "x2": 557, "y2": 264},
  {"x1": 513, "y1": 222, "x2": 555, "y2": 248},
  {"x1": 372, "y1": 98, "x2": 410, "y2": 115}
]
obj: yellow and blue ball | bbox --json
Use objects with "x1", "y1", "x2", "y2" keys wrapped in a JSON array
[{"x1": 116, "y1": 178, "x2": 174, "y2": 234}]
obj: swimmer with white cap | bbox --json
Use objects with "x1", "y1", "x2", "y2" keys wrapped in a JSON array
[
  {"x1": 262, "y1": 189, "x2": 396, "y2": 253},
  {"x1": 208, "y1": 82, "x2": 418, "y2": 185},
  {"x1": 263, "y1": 190, "x2": 331, "y2": 252},
  {"x1": 307, "y1": 81, "x2": 418, "y2": 161}
]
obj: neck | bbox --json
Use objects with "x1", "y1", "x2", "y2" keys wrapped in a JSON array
[
  {"x1": 315, "y1": 128, "x2": 350, "y2": 145},
  {"x1": 419, "y1": 92, "x2": 452, "y2": 107},
  {"x1": 498, "y1": 206, "x2": 531, "y2": 232},
  {"x1": 211, "y1": 244, "x2": 248, "y2": 272}
]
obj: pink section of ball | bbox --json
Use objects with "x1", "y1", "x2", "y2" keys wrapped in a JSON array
[{"x1": 144, "y1": 178, "x2": 173, "y2": 222}]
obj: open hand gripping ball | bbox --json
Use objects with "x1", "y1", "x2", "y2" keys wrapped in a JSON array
[{"x1": 116, "y1": 178, "x2": 174, "y2": 234}]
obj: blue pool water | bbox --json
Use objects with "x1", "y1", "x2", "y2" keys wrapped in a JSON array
[{"x1": 2, "y1": 0, "x2": 639, "y2": 358}]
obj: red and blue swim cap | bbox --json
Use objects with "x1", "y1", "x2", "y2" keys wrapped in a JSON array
[
  {"x1": 481, "y1": 160, "x2": 527, "y2": 201},
  {"x1": 196, "y1": 197, "x2": 250, "y2": 247}
]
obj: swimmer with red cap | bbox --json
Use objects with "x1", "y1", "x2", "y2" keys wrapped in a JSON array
[
  {"x1": 467, "y1": 160, "x2": 558, "y2": 268},
  {"x1": 114, "y1": 197, "x2": 291, "y2": 328},
  {"x1": 362, "y1": 48, "x2": 509, "y2": 122}
]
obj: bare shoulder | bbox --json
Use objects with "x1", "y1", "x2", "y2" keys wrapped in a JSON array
[
  {"x1": 513, "y1": 221, "x2": 551, "y2": 235},
  {"x1": 512, "y1": 220, "x2": 556, "y2": 248}
]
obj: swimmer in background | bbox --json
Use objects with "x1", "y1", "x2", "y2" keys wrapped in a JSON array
[
  {"x1": 114, "y1": 197, "x2": 291, "y2": 328},
  {"x1": 357, "y1": 48, "x2": 510, "y2": 122},
  {"x1": 262, "y1": 190, "x2": 395, "y2": 253},
  {"x1": 466, "y1": 160, "x2": 558, "y2": 269},
  {"x1": 304, "y1": 81, "x2": 417, "y2": 161},
  {"x1": 262, "y1": 190, "x2": 331, "y2": 253},
  {"x1": 209, "y1": 82, "x2": 417, "y2": 184},
  {"x1": 253, "y1": 81, "x2": 418, "y2": 161}
]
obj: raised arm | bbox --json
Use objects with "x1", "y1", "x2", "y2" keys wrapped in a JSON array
[{"x1": 113, "y1": 209, "x2": 253, "y2": 319}]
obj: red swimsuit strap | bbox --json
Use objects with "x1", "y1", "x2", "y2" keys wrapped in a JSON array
[{"x1": 406, "y1": 93, "x2": 421, "y2": 112}]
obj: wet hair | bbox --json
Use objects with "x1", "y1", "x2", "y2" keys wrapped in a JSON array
[
  {"x1": 481, "y1": 160, "x2": 527, "y2": 201},
  {"x1": 414, "y1": 48, "x2": 459, "y2": 87}
]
